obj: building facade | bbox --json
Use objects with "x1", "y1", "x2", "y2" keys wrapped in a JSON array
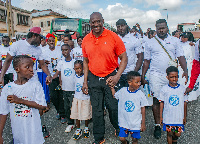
[
  {"x1": 31, "y1": 9, "x2": 67, "y2": 35},
  {"x1": 0, "y1": 0, "x2": 32, "y2": 34}
]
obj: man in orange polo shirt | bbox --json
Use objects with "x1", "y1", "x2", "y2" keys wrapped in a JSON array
[{"x1": 82, "y1": 12, "x2": 128, "y2": 144}]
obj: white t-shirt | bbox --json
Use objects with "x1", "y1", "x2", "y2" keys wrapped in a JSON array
[
  {"x1": 9, "y1": 40, "x2": 44, "y2": 78},
  {"x1": 73, "y1": 46, "x2": 83, "y2": 61},
  {"x1": 158, "y1": 84, "x2": 188, "y2": 125},
  {"x1": 115, "y1": 87, "x2": 148, "y2": 130},
  {"x1": 56, "y1": 58, "x2": 75, "y2": 91},
  {"x1": 42, "y1": 46, "x2": 62, "y2": 75},
  {"x1": 0, "y1": 45, "x2": 14, "y2": 74},
  {"x1": 144, "y1": 35, "x2": 184, "y2": 76},
  {"x1": 118, "y1": 33, "x2": 143, "y2": 74},
  {"x1": 0, "y1": 80, "x2": 46, "y2": 144},
  {"x1": 74, "y1": 74, "x2": 90, "y2": 100},
  {"x1": 56, "y1": 40, "x2": 62, "y2": 47}
]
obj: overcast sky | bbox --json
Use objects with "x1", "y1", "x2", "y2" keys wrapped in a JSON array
[{"x1": 12, "y1": 0, "x2": 200, "y2": 32}]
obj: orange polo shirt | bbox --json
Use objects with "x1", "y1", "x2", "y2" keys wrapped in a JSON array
[{"x1": 82, "y1": 28, "x2": 126, "y2": 77}]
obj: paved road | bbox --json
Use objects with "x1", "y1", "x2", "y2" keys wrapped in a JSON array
[{"x1": 2, "y1": 97, "x2": 200, "y2": 144}]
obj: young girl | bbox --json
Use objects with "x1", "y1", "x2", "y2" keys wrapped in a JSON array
[
  {"x1": 0, "y1": 55, "x2": 47, "y2": 144},
  {"x1": 70, "y1": 60, "x2": 92, "y2": 140}
]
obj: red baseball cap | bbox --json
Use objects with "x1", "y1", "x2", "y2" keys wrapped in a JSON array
[{"x1": 30, "y1": 27, "x2": 43, "y2": 37}]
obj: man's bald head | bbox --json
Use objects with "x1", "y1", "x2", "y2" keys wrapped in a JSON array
[{"x1": 90, "y1": 12, "x2": 103, "y2": 21}]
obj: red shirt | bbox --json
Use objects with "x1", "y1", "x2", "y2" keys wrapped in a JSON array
[{"x1": 82, "y1": 29, "x2": 126, "y2": 77}]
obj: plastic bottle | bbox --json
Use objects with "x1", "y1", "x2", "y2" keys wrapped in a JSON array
[
  {"x1": 7, "y1": 85, "x2": 13, "y2": 95},
  {"x1": 144, "y1": 81, "x2": 151, "y2": 97}
]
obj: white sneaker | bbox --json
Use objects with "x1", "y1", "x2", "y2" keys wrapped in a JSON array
[{"x1": 65, "y1": 125, "x2": 75, "y2": 132}]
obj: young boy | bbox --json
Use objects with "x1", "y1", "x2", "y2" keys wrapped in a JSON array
[
  {"x1": 111, "y1": 71, "x2": 148, "y2": 144},
  {"x1": 52, "y1": 44, "x2": 75, "y2": 132},
  {"x1": 0, "y1": 55, "x2": 47, "y2": 144},
  {"x1": 159, "y1": 66, "x2": 188, "y2": 144}
]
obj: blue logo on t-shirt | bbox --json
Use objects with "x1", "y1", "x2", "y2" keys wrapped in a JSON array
[
  {"x1": 125, "y1": 101, "x2": 135, "y2": 112},
  {"x1": 64, "y1": 68, "x2": 72, "y2": 77},
  {"x1": 76, "y1": 83, "x2": 82, "y2": 92},
  {"x1": 169, "y1": 95, "x2": 179, "y2": 106}
]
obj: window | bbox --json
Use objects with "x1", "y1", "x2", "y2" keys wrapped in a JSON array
[
  {"x1": 41, "y1": 22, "x2": 43, "y2": 27},
  {"x1": 47, "y1": 21, "x2": 50, "y2": 27},
  {"x1": 0, "y1": 9, "x2": 6, "y2": 22},
  {"x1": 17, "y1": 14, "x2": 29, "y2": 26}
]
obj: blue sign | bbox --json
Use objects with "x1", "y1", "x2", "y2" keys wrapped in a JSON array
[
  {"x1": 76, "y1": 83, "x2": 82, "y2": 92},
  {"x1": 125, "y1": 101, "x2": 135, "y2": 112},
  {"x1": 64, "y1": 68, "x2": 72, "y2": 77},
  {"x1": 169, "y1": 95, "x2": 179, "y2": 106}
]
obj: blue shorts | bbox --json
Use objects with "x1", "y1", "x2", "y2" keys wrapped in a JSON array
[
  {"x1": 119, "y1": 127, "x2": 141, "y2": 139},
  {"x1": 163, "y1": 124, "x2": 184, "y2": 133}
]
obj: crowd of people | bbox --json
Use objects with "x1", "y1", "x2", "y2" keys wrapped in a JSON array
[{"x1": 0, "y1": 11, "x2": 199, "y2": 144}]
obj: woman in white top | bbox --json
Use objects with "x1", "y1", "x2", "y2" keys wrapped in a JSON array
[{"x1": 178, "y1": 32, "x2": 200, "y2": 101}]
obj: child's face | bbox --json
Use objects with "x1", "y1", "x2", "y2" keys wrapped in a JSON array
[
  {"x1": 77, "y1": 38, "x2": 82, "y2": 47},
  {"x1": 167, "y1": 72, "x2": 178, "y2": 86},
  {"x1": 128, "y1": 76, "x2": 141, "y2": 91},
  {"x1": 61, "y1": 46, "x2": 71, "y2": 58},
  {"x1": 63, "y1": 37, "x2": 70, "y2": 44},
  {"x1": 16, "y1": 58, "x2": 34, "y2": 80},
  {"x1": 74, "y1": 63, "x2": 83, "y2": 76}
]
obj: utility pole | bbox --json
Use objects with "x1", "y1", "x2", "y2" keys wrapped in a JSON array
[{"x1": 5, "y1": 0, "x2": 14, "y2": 39}]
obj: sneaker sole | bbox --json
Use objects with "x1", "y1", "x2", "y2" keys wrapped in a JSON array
[
  {"x1": 73, "y1": 134, "x2": 82, "y2": 140},
  {"x1": 44, "y1": 134, "x2": 50, "y2": 138}
]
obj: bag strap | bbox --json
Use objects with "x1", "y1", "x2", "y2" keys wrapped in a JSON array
[{"x1": 154, "y1": 37, "x2": 173, "y2": 61}]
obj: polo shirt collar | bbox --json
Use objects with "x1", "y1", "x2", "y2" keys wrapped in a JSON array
[{"x1": 90, "y1": 27, "x2": 107, "y2": 38}]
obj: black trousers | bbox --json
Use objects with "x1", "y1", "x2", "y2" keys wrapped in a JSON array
[
  {"x1": 49, "y1": 78, "x2": 65, "y2": 118},
  {"x1": 4, "y1": 73, "x2": 13, "y2": 85},
  {"x1": 88, "y1": 71, "x2": 119, "y2": 141},
  {"x1": 62, "y1": 91, "x2": 75, "y2": 125}
]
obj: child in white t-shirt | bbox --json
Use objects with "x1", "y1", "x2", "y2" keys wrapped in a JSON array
[
  {"x1": 52, "y1": 44, "x2": 75, "y2": 132},
  {"x1": 70, "y1": 60, "x2": 92, "y2": 140},
  {"x1": 0, "y1": 55, "x2": 47, "y2": 144},
  {"x1": 111, "y1": 71, "x2": 148, "y2": 144},
  {"x1": 159, "y1": 66, "x2": 188, "y2": 144}
]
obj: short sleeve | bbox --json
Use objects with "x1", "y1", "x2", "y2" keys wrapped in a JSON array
[
  {"x1": 113, "y1": 33, "x2": 126, "y2": 56},
  {"x1": 34, "y1": 82, "x2": 47, "y2": 106},
  {"x1": 36, "y1": 47, "x2": 43, "y2": 60},
  {"x1": 8, "y1": 42, "x2": 17, "y2": 56},
  {"x1": 0, "y1": 86, "x2": 10, "y2": 115},
  {"x1": 82, "y1": 38, "x2": 88, "y2": 58},
  {"x1": 135, "y1": 39, "x2": 143, "y2": 54},
  {"x1": 174, "y1": 39, "x2": 184, "y2": 58},
  {"x1": 114, "y1": 89, "x2": 121, "y2": 100},
  {"x1": 140, "y1": 91, "x2": 149, "y2": 107},
  {"x1": 144, "y1": 40, "x2": 151, "y2": 60},
  {"x1": 158, "y1": 87, "x2": 165, "y2": 102},
  {"x1": 56, "y1": 60, "x2": 62, "y2": 71},
  {"x1": 184, "y1": 94, "x2": 188, "y2": 102}
]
